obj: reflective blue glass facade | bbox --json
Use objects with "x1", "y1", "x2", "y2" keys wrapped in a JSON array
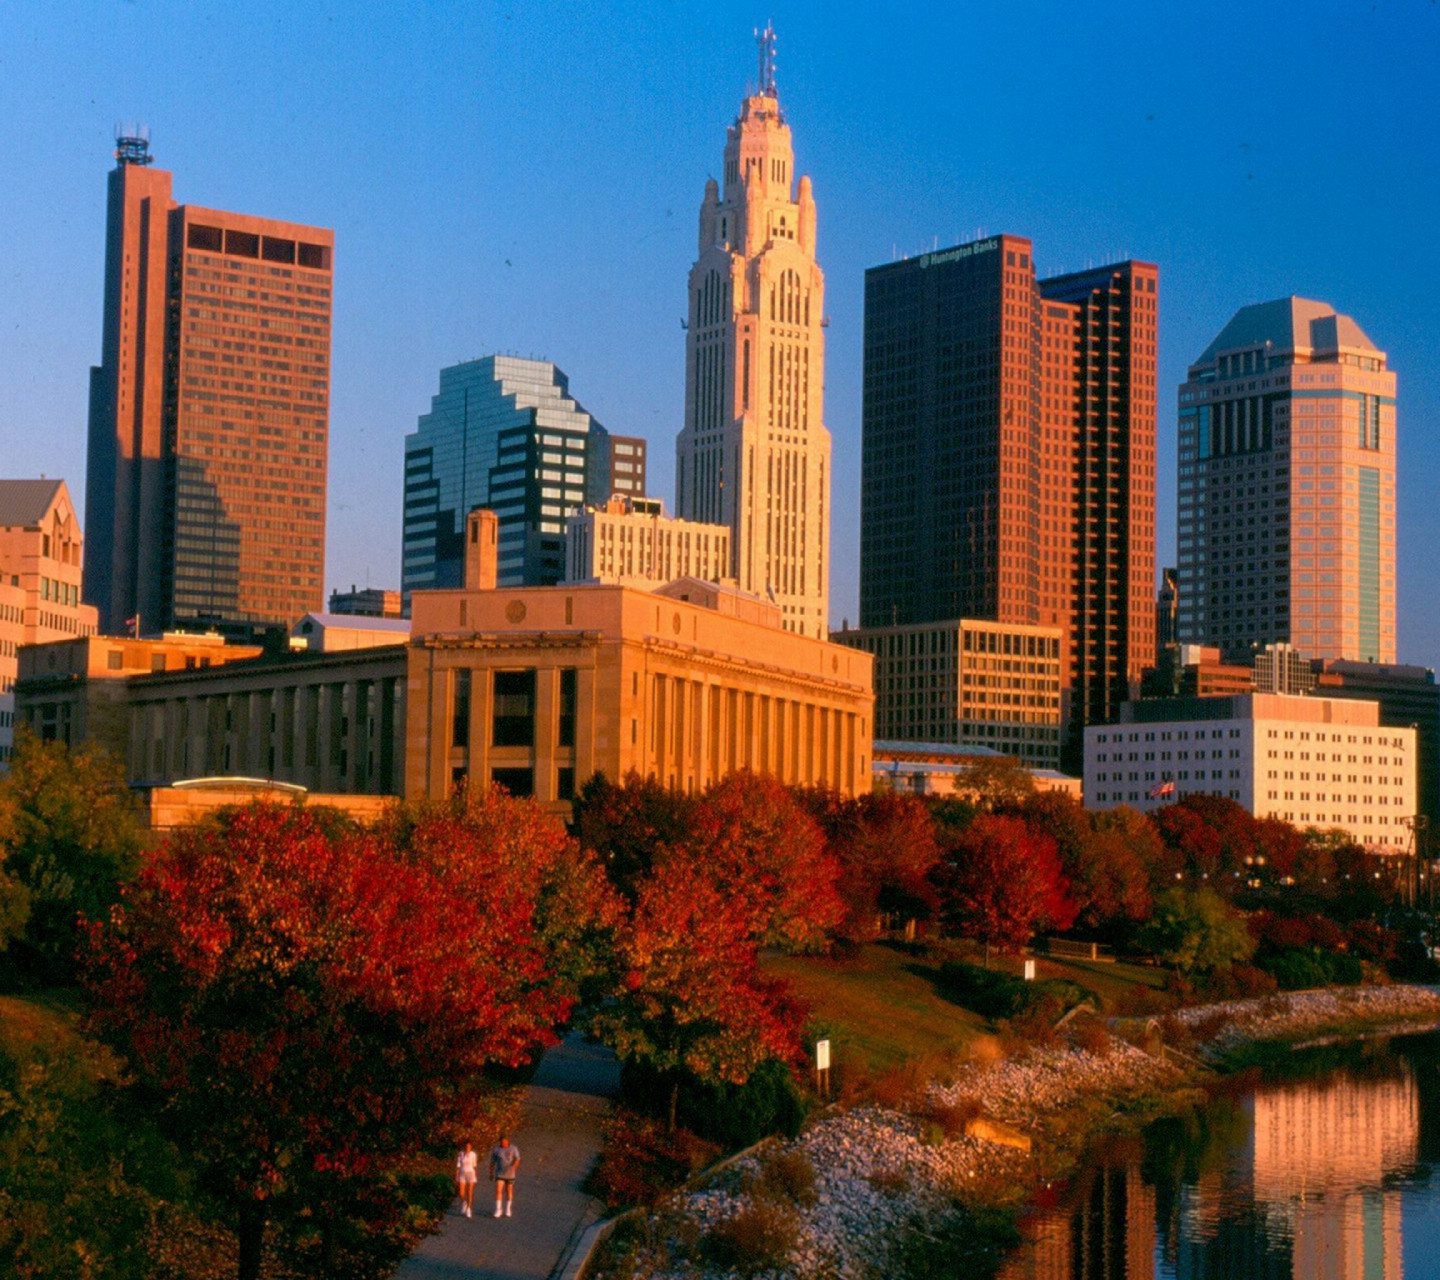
[{"x1": 402, "y1": 356, "x2": 618, "y2": 605}]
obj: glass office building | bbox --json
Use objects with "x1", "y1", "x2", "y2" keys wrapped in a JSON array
[{"x1": 403, "y1": 356, "x2": 642, "y2": 603}]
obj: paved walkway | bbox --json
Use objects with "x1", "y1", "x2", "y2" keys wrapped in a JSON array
[{"x1": 395, "y1": 1033, "x2": 620, "y2": 1280}]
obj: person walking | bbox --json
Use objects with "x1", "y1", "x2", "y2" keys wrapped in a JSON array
[
  {"x1": 455, "y1": 1141, "x2": 478, "y2": 1218},
  {"x1": 489, "y1": 1134, "x2": 521, "y2": 1217}
]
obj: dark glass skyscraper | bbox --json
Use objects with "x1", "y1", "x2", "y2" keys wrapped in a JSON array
[{"x1": 860, "y1": 234, "x2": 1158, "y2": 769}]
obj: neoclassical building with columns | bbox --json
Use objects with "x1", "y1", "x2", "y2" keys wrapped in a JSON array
[{"x1": 18, "y1": 513, "x2": 872, "y2": 818}]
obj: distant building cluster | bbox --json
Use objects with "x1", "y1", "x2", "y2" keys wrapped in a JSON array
[{"x1": 3, "y1": 30, "x2": 1425, "y2": 858}]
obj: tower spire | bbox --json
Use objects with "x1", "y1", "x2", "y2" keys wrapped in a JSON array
[{"x1": 755, "y1": 21, "x2": 777, "y2": 97}]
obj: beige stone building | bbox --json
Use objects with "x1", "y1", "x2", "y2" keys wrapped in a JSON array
[
  {"x1": 564, "y1": 495, "x2": 731, "y2": 590},
  {"x1": 15, "y1": 633, "x2": 263, "y2": 765},
  {"x1": 18, "y1": 512, "x2": 873, "y2": 819},
  {"x1": 0, "y1": 479, "x2": 100, "y2": 766},
  {"x1": 406, "y1": 567, "x2": 872, "y2": 811},
  {"x1": 675, "y1": 27, "x2": 831, "y2": 639}
]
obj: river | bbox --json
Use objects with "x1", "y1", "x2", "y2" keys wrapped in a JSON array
[{"x1": 997, "y1": 1033, "x2": 1440, "y2": 1279}]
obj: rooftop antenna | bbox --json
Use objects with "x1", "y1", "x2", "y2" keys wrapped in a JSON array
[
  {"x1": 755, "y1": 21, "x2": 777, "y2": 97},
  {"x1": 114, "y1": 123, "x2": 152, "y2": 167}
]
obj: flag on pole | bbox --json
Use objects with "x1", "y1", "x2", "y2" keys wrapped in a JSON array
[{"x1": 1149, "y1": 779, "x2": 1176, "y2": 799}]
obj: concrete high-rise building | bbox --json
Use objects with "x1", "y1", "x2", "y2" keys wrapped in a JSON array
[
  {"x1": 1176, "y1": 298, "x2": 1396, "y2": 663},
  {"x1": 834, "y1": 618, "x2": 1064, "y2": 768},
  {"x1": 0, "y1": 479, "x2": 99, "y2": 766},
  {"x1": 402, "y1": 356, "x2": 638, "y2": 601},
  {"x1": 564, "y1": 496, "x2": 732, "y2": 590},
  {"x1": 675, "y1": 25, "x2": 831, "y2": 639},
  {"x1": 83, "y1": 132, "x2": 333, "y2": 635},
  {"x1": 861, "y1": 234, "x2": 1158, "y2": 769}
]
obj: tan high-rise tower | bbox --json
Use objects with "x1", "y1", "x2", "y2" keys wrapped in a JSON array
[
  {"x1": 676, "y1": 26, "x2": 831, "y2": 639},
  {"x1": 84, "y1": 131, "x2": 333, "y2": 635}
]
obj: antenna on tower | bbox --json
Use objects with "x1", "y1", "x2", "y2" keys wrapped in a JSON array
[
  {"x1": 755, "y1": 21, "x2": 777, "y2": 97},
  {"x1": 114, "y1": 123, "x2": 152, "y2": 167}
]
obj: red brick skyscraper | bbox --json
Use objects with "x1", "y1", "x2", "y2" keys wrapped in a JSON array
[{"x1": 84, "y1": 132, "x2": 333, "y2": 634}]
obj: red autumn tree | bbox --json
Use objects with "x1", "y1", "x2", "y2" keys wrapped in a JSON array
[
  {"x1": 932, "y1": 813, "x2": 1077, "y2": 963},
  {"x1": 683, "y1": 772, "x2": 844, "y2": 952},
  {"x1": 1078, "y1": 806, "x2": 1159, "y2": 931},
  {"x1": 592, "y1": 854, "x2": 804, "y2": 1130},
  {"x1": 573, "y1": 770, "x2": 698, "y2": 899},
  {"x1": 823, "y1": 790, "x2": 940, "y2": 941},
  {"x1": 83, "y1": 799, "x2": 583, "y2": 1280}
]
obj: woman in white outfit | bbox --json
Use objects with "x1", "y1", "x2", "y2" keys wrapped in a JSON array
[{"x1": 455, "y1": 1141, "x2": 479, "y2": 1217}]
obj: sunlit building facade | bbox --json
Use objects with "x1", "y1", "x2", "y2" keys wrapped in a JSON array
[
  {"x1": 675, "y1": 27, "x2": 831, "y2": 638},
  {"x1": 1177, "y1": 297, "x2": 1396, "y2": 663},
  {"x1": 83, "y1": 133, "x2": 332, "y2": 633}
]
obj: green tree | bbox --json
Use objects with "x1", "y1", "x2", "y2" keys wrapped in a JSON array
[
  {"x1": 0, "y1": 733, "x2": 143, "y2": 982},
  {"x1": 1138, "y1": 888, "x2": 1255, "y2": 975}
]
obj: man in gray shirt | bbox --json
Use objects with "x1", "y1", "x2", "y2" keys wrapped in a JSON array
[{"x1": 490, "y1": 1135, "x2": 521, "y2": 1218}]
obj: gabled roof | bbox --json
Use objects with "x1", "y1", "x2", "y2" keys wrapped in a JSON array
[
  {"x1": 1195, "y1": 297, "x2": 1380, "y2": 366},
  {"x1": 0, "y1": 479, "x2": 64, "y2": 528}
]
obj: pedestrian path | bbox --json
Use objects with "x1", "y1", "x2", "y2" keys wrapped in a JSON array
[{"x1": 395, "y1": 1032, "x2": 620, "y2": 1280}]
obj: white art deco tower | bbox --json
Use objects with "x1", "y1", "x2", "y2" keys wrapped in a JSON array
[{"x1": 675, "y1": 26, "x2": 831, "y2": 639}]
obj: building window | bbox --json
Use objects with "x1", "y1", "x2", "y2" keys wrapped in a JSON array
[
  {"x1": 559, "y1": 669, "x2": 577, "y2": 748},
  {"x1": 492, "y1": 670, "x2": 536, "y2": 747},
  {"x1": 557, "y1": 766, "x2": 576, "y2": 801},
  {"x1": 491, "y1": 767, "x2": 534, "y2": 798},
  {"x1": 452, "y1": 669, "x2": 471, "y2": 748}
]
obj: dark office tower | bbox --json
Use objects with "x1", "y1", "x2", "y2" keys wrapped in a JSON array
[
  {"x1": 83, "y1": 132, "x2": 333, "y2": 634},
  {"x1": 860, "y1": 235, "x2": 1157, "y2": 770},
  {"x1": 1157, "y1": 567, "x2": 1179, "y2": 650}
]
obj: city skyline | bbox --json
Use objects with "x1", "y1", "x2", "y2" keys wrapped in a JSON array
[{"x1": 4, "y1": 3, "x2": 1438, "y2": 660}]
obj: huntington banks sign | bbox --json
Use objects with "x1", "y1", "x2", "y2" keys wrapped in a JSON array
[{"x1": 918, "y1": 238, "x2": 1000, "y2": 269}]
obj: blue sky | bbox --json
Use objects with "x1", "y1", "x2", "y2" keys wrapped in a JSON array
[{"x1": 3, "y1": 1, "x2": 1438, "y2": 661}]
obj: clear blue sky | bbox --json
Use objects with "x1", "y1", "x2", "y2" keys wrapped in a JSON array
[{"x1": 3, "y1": 1, "x2": 1438, "y2": 660}]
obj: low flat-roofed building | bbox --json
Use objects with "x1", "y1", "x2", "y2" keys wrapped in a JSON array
[
  {"x1": 564, "y1": 495, "x2": 732, "y2": 591},
  {"x1": 873, "y1": 739, "x2": 1081, "y2": 801},
  {"x1": 328, "y1": 586, "x2": 403, "y2": 618},
  {"x1": 1141, "y1": 643, "x2": 1254, "y2": 700},
  {"x1": 290, "y1": 612, "x2": 412, "y2": 652},
  {"x1": 18, "y1": 510, "x2": 874, "y2": 820},
  {"x1": 1085, "y1": 693, "x2": 1416, "y2": 852},
  {"x1": 15, "y1": 632, "x2": 263, "y2": 761},
  {"x1": 834, "y1": 618, "x2": 1063, "y2": 768}
]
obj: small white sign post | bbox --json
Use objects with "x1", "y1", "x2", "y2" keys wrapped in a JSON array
[
  {"x1": 1023, "y1": 958, "x2": 1037, "y2": 981},
  {"x1": 815, "y1": 1038, "x2": 831, "y2": 1099}
]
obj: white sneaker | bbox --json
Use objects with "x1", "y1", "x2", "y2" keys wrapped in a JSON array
[
  {"x1": 464, "y1": 1206, "x2": 471, "y2": 1218},
  {"x1": 494, "y1": 1205, "x2": 502, "y2": 1218},
  {"x1": 505, "y1": 1202, "x2": 512, "y2": 1217}
]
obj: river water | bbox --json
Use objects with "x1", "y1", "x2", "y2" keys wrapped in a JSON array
[{"x1": 997, "y1": 1033, "x2": 1440, "y2": 1279}]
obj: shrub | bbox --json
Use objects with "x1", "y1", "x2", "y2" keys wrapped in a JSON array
[
  {"x1": 702, "y1": 1199, "x2": 800, "y2": 1276},
  {"x1": 749, "y1": 1147, "x2": 817, "y2": 1208},
  {"x1": 1197, "y1": 962, "x2": 1278, "y2": 999},
  {"x1": 1262, "y1": 947, "x2": 1363, "y2": 990},
  {"x1": 917, "y1": 1094, "x2": 986, "y2": 1140},
  {"x1": 996, "y1": 994, "x2": 1066, "y2": 1053},
  {"x1": 620, "y1": 1057, "x2": 808, "y2": 1149},
  {"x1": 1070, "y1": 1015, "x2": 1114, "y2": 1057},
  {"x1": 937, "y1": 960, "x2": 1089, "y2": 1021},
  {"x1": 585, "y1": 1110, "x2": 719, "y2": 1210}
]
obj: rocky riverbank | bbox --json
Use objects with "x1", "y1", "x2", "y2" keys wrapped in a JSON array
[{"x1": 598, "y1": 985, "x2": 1440, "y2": 1280}]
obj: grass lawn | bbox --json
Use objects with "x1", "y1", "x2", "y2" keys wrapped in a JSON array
[
  {"x1": 764, "y1": 941, "x2": 1172, "y2": 1075},
  {"x1": 764, "y1": 942, "x2": 990, "y2": 1073}
]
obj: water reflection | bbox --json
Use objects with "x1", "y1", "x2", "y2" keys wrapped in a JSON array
[{"x1": 998, "y1": 1037, "x2": 1440, "y2": 1279}]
